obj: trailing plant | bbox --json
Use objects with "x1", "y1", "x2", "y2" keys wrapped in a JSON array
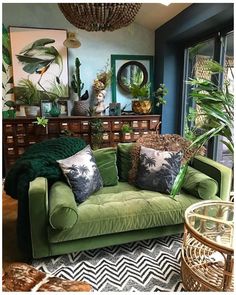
[
  {"x1": 89, "y1": 118, "x2": 104, "y2": 150},
  {"x1": 154, "y1": 83, "x2": 168, "y2": 107},
  {"x1": 71, "y1": 57, "x2": 85, "y2": 100},
  {"x1": 93, "y1": 61, "x2": 112, "y2": 92}
]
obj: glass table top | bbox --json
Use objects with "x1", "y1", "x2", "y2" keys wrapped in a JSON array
[{"x1": 185, "y1": 200, "x2": 234, "y2": 251}]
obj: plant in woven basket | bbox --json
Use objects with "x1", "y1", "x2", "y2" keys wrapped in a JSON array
[{"x1": 71, "y1": 57, "x2": 88, "y2": 101}]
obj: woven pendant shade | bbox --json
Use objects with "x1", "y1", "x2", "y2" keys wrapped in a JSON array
[{"x1": 58, "y1": 3, "x2": 142, "y2": 32}]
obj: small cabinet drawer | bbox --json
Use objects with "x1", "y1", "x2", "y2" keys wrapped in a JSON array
[
  {"x1": 6, "y1": 136, "x2": 14, "y2": 144},
  {"x1": 60, "y1": 122, "x2": 69, "y2": 130},
  {"x1": 111, "y1": 121, "x2": 122, "y2": 131},
  {"x1": 18, "y1": 147, "x2": 25, "y2": 155},
  {"x1": 81, "y1": 121, "x2": 90, "y2": 132},
  {"x1": 140, "y1": 120, "x2": 149, "y2": 129},
  {"x1": 102, "y1": 121, "x2": 111, "y2": 131},
  {"x1": 112, "y1": 132, "x2": 120, "y2": 142},
  {"x1": 150, "y1": 119, "x2": 160, "y2": 130},
  {"x1": 4, "y1": 124, "x2": 14, "y2": 135},
  {"x1": 27, "y1": 123, "x2": 35, "y2": 134},
  {"x1": 16, "y1": 124, "x2": 25, "y2": 133},
  {"x1": 69, "y1": 122, "x2": 80, "y2": 132},
  {"x1": 131, "y1": 120, "x2": 139, "y2": 129},
  {"x1": 17, "y1": 135, "x2": 26, "y2": 144},
  {"x1": 102, "y1": 132, "x2": 110, "y2": 142},
  {"x1": 7, "y1": 147, "x2": 15, "y2": 156},
  {"x1": 48, "y1": 122, "x2": 60, "y2": 133},
  {"x1": 133, "y1": 131, "x2": 141, "y2": 140}
]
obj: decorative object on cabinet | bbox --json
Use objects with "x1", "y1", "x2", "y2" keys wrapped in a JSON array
[
  {"x1": 3, "y1": 100, "x2": 16, "y2": 118},
  {"x1": 129, "y1": 81, "x2": 152, "y2": 114},
  {"x1": 111, "y1": 55, "x2": 153, "y2": 112},
  {"x1": 58, "y1": 3, "x2": 142, "y2": 32},
  {"x1": 57, "y1": 99, "x2": 70, "y2": 116},
  {"x1": 2, "y1": 115, "x2": 160, "y2": 175},
  {"x1": 63, "y1": 32, "x2": 81, "y2": 48},
  {"x1": 109, "y1": 103, "x2": 121, "y2": 116},
  {"x1": 93, "y1": 62, "x2": 112, "y2": 116},
  {"x1": 9, "y1": 26, "x2": 69, "y2": 98},
  {"x1": 71, "y1": 57, "x2": 89, "y2": 116},
  {"x1": 40, "y1": 100, "x2": 52, "y2": 117}
]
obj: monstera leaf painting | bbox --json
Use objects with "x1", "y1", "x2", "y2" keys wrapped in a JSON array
[{"x1": 9, "y1": 27, "x2": 69, "y2": 98}]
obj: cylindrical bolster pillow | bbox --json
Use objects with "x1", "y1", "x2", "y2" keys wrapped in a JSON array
[
  {"x1": 182, "y1": 166, "x2": 219, "y2": 200},
  {"x1": 49, "y1": 181, "x2": 78, "y2": 230}
]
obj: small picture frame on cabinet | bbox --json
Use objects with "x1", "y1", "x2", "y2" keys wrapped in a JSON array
[
  {"x1": 57, "y1": 99, "x2": 70, "y2": 116},
  {"x1": 40, "y1": 100, "x2": 52, "y2": 117},
  {"x1": 109, "y1": 103, "x2": 121, "y2": 116}
]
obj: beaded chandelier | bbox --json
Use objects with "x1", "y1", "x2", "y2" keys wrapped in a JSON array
[{"x1": 58, "y1": 3, "x2": 142, "y2": 32}]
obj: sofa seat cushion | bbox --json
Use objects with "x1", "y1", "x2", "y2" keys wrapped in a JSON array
[{"x1": 47, "y1": 182, "x2": 220, "y2": 244}]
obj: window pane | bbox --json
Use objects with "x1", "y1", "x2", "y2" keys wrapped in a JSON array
[
  {"x1": 183, "y1": 39, "x2": 215, "y2": 139},
  {"x1": 216, "y1": 32, "x2": 234, "y2": 168}
]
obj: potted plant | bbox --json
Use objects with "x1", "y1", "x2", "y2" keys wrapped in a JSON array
[
  {"x1": 33, "y1": 116, "x2": 49, "y2": 135},
  {"x1": 71, "y1": 57, "x2": 89, "y2": 116},
  {"x1": 129, "y1": 82, "x2": 152, "y2": 114},
  {"x1": 14, "y1": 79, "x2": 42, "y2": 117},
  {"x1": 171, "y1": 60, "x2": 234, "y2": 198},
  {"x1": 121, "y1": 123, "x2": 133, "y2": 142}
]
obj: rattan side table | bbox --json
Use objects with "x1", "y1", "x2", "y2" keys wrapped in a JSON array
[{"x1": 181, "y1": 200, "x2": 234, "y2": 291}]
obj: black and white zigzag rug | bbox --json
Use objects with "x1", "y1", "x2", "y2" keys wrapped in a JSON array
[{"x1": 32, "y1": 234, "x2": 184, "y2": 292}]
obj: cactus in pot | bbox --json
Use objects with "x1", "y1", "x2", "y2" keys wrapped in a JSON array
[{"x1": 71, "y1": 57, "x2": 89, "y2": 116}]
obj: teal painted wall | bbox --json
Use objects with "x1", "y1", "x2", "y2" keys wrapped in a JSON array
[{"x1": 3, "y1": 3, "x2": 154, "y2": 110}]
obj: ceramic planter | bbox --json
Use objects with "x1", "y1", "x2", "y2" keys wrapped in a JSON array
[{"x1": 132, "y1": 100, "x2": 152, "y2": 114}]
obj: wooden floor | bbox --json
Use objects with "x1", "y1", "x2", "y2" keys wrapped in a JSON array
[{"x1": 2, "y1": 191, "x2": 28, "y2": 269}]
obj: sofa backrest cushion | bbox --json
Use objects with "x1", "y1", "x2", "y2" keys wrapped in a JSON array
[
  {"x1": 93, "y1": 147, "x2": 119, "y2": 186},
  {"x1": 49, "y1": 181, "x2": 78, "y2": 230},
  {"x1": 182, "y1": 166, "x2": 219, "y2": 200},
  {"x1": 117, "y1": 143, "x2": 135, "y2": 181}
]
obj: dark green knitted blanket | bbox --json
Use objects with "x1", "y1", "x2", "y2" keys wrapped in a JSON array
[{"x1": 4, "y1": 136, "x2": 86, "y2": 257}]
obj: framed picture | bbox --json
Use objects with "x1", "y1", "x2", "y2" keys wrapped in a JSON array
[
  {"x1": 41, "y1": 100, "x2": 52, "y2": 117},
  {"x1": 57, "y1": 99, "x2": 70, "y2": 116},
  {"x1": 9, "y1": 27, "x2": 69, "y2": 100},
  {"x1": 109, "y1": 103, "x2": 121, "y2": 116}
]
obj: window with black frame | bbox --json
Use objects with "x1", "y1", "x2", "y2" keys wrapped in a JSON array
[{"x1": 181, "y1": 31, "x2": 234, "y2": 169}]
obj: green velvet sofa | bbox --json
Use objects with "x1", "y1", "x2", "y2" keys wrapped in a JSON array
[{"x1": 29, "y1": 143, "x2": 232, "y2": 258}]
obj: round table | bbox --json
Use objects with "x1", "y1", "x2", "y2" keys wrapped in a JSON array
[{"x1": 181, "y1": 200, "x2": 234, "y2": 291}]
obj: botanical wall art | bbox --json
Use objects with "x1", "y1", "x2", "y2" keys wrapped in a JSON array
[{"x1": 9, "y1": 27, "x2": 69, "y2": 101}]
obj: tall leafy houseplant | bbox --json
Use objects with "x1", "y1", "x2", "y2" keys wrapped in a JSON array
[
  {"x1": 187, "y1": 60, "x2": 234, "y2": 154},
  {"x1": 171, "y1": 60, "x2": 234, "y2": 198}
]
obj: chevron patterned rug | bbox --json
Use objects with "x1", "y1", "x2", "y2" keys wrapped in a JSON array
[{"x1": 32, "y1": 234, "x2": 184, "y2": 292}]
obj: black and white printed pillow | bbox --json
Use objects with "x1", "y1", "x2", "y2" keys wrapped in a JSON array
[
  {"x1": 136, "y1": 146, "x2": 182, "y2": 194},
  {"x1": 57, "y1": 145, "x2": 103, "y2": 203}
]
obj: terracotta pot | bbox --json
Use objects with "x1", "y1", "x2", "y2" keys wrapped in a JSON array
[{"x1": 132, "y1": 100, "x2": 152, "y2": 114}]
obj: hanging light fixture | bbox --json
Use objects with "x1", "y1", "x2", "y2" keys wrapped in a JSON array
[
  {"x1": 63, "y1": 32, "x2": 81, "y2": 48},
  {"x1": 58, "y1": 3, "x2": 142, "y2": 32}
]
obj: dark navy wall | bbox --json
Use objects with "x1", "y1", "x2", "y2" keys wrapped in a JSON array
[{"x1": 155, "y1": 3, "x2": 234, "y2": 134}]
